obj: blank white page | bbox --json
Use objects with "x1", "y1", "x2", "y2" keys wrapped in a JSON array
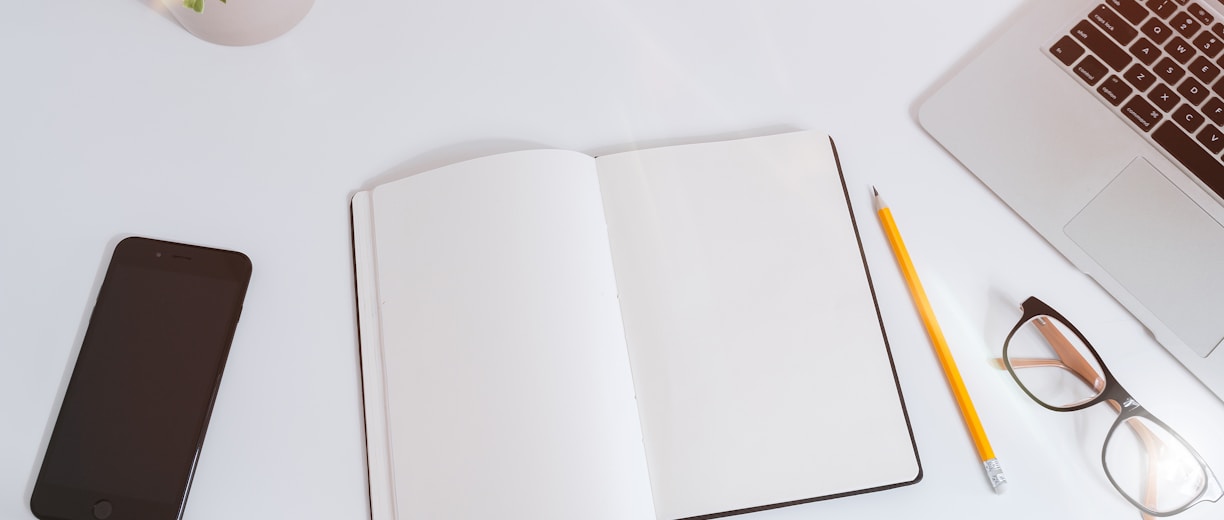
[
  {"x1": 595, "y1": 131, "x2": 919, "y2": 520},
  {"x1": 369, "y1": 150, "x2": 654, "y2": 519}
]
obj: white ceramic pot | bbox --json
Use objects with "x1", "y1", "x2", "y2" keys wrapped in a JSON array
[{"x1": 162, "y1": 0, "x2": 315, "y2": 46}]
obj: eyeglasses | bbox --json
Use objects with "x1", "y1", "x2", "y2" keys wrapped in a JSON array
[{"x1": 1001, "y1": 296, "x2": 1222, "y2": 518}]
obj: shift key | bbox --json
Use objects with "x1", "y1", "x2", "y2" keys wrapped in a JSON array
[{"x1": 1072, "y1": 20, "x2": 1133, "y2": 70}]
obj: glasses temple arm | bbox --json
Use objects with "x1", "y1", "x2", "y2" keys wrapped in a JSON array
[
  {"x1": 999, "y1": 357, "x2": 1105, "y2": 393},
  {"x1": 1030, "y1": 317, "x2": 1106, "y2": 391},
  {"x1": 1130, "y1": 413, "x2": 1162, "y2": 520}
]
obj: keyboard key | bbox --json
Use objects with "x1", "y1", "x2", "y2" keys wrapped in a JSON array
[
  {"x1": 1173, "y1": 103, "x2": 1206, "y2": 131},
  {"x1": 1123, "y1": 95, "x2": 1164, "y2": 130},
  {"x1": 1189, "y1": 2, "x2": 1214, "y2": 25},
  {"x1": 1125, "y1": 63, "x2": 1158, "y2": 90},
  {"x1": 1108, "y1": 0, "x2": 1150, "y2": 24},
  {"x1": 1211, "y1": 74, "x2": 1224, "y2": 96},
  {"x1": 1154, "y1": 56, "x2": 1187, "y2": 82},
  {"x1": 1091, "y1": 5, "x2": 1140, "y2": 44},
  {"x1": 1150, "y1": 83, "x2": 1182, "y2": 111},
  {"x1": 1153, "y1": 121, "x2": 1224, "y2": 196},
  {"x1": 1051, "y1": 35, "x2": 1085, "y2": 66},
  {"x1": 1204, "y1": 97, "x2": 1224, "y2": 123},
  {"x1": 1214, "y1": 22, "x2": 1224, "y2": 39},
  {"x1": 1072, "y1": 21, "x2": 1133, "y2": 70},
  {"x1": 1075, "y1": 55, "x2": 1110, "y2": 84},
  {"x1": 1131, "y1": 37, "x2": 1163, "y2": 64},
  {"x1": 1197, "y1": 124, "x2": 1224, "y2": 153},
  {"x1": 1165, "y1": 36, "x2": 1197, "y2": 63},
  {"x1": 1189, "y1": 55, "x2": 1221, "y2": 82},
  {"x1": 1173, "y1": 12, "x2": 1204, "y2": 37},
  {"x1": 1099, "y1": 75, "x2": 1135, "y2": 105},
  {"x1": 1193, "y1": 31, "x2": 1224, "y2": 58},
  {"x1": 1179, "y1": 77, "x2": 1210, "y2": 104},
  {"x1": 1142, "y1": 17, "x2": 1175, "y2": 43},
  {"x1": 1147, "y1": 0, "x2": 1180, "y2": 19},
  {"x1": 1173, "y1": 0, "x2": 1189, "y2": 5}
]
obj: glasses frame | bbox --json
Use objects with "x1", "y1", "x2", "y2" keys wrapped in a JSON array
[{"x1": 1002, "y1": 296, "x2": 1222, "y2": 517}]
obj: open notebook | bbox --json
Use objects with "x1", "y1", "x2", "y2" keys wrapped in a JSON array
[{"x1": 350, "y1": 131, "x2": 921, "y2": 520}]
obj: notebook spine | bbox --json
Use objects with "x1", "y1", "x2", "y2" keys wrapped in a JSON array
[{"x1": 351, "y1": 191, "x2": 396, "y2": 520}]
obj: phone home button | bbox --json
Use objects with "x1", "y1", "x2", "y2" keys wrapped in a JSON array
[{"x1": 91, "y1": 500, "x2": 112, "y2": 519}]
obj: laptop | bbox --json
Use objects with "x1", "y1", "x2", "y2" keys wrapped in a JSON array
[{"x1": 919, "y1": 0, "x2": 1224, "y2": 399}]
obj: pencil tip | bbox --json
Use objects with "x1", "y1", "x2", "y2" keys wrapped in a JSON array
[{"x1": 872, "y1": 186, "x2": 879, "y2": 196}]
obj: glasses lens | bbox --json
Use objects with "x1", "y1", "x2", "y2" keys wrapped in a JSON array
[
  {"x1": 1104, "y1": 415, "x2": 1208, "y2": 514},
  {"x1": 1005, "y1": 314, "x2": 1105, "y2": 408}
]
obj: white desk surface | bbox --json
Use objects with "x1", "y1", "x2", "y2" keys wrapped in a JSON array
[{"x1": 4, "y1": 1, "x2": 1224, "y2": 519}]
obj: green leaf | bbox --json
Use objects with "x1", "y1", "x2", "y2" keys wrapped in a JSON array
[{"x1": 182, "y1": 0, "x2": 216, "y2": 12}]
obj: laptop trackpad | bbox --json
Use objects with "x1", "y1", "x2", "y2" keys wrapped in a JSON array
[{"x1": 1065, "y1": 158, "x2": 1224, "y2": 357}]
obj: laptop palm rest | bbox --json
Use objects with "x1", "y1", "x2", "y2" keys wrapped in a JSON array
[{"x1": 1065, "y1": 157, "x2": 1224, "y2": 357}]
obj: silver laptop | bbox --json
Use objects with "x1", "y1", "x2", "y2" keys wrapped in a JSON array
[{"x1": 919, "y1": 0, "x2": 1224, "y2": 399}]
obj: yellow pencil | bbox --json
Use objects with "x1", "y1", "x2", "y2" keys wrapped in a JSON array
[{"x1": 874, "y1": 187, "x2": 1007, "y2": 494}]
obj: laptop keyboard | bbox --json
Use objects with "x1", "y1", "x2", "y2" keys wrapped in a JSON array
[{"x1": 1048, "y1": 0, "x2": 1224, "y2": 198}]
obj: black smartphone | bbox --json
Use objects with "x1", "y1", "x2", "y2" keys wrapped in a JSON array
[{"x1": 30, "y1": 237, "x2": 252, "y2": 520}]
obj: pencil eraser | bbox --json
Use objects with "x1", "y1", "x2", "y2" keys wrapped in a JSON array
[{"x1": 983, "y1": 458, "x2": 1006, "y2": 495}]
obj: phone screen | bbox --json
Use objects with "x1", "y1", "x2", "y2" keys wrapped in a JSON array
[{"x1": 32, "y1": 237, "x2": 251, "y2": 520}]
